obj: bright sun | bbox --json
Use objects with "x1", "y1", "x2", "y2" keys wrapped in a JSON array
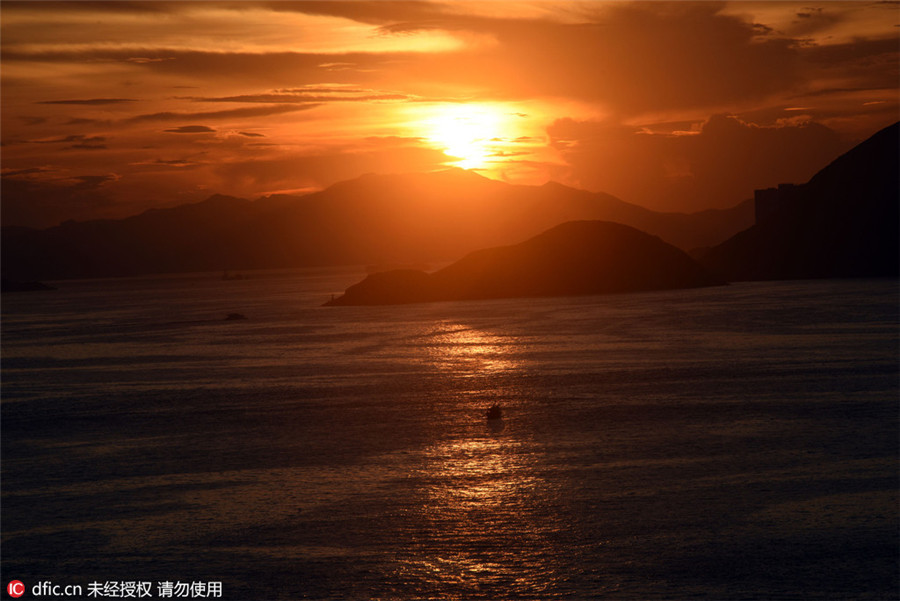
[{"x1": 422, "y1": 104, "x2": 505, "y2": 170}]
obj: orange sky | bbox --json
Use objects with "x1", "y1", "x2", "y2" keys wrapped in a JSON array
[{"x1": 2, "y1": 1, "x2": 898, "y2": 227}]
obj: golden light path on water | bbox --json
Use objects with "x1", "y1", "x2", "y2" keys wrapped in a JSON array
[
  {"x1": 400, "y1": 321, "x2": 566, "y2": 594},
  {"x1": 424, "y1": 322, "x2": 522, "y2": 376}
]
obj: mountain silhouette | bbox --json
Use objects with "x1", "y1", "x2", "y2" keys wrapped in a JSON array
[
  {"x1": 1, "y1": 170, "x2": 751, "y2": 281},
  {"x1": 701, "y1": 122, "x2": 899, "y2": 281},
  {"x1": 325, "y1": 221, "x2": 724, "y2": 306}
]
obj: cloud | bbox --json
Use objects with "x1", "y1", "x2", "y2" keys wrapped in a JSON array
[
  {"x1": 318, "y1": 62, "x2": 357, "y2": 71},
  {"x1": 29, "y1": 134, "x2": 107, "y2": 145},
  {"x1": 356, "y1": 3, "x2": 803, "y2": 115},
  {"x1": 803, "y1": 37, "x2": 898, "y2": 76},
  {"x1": 70, "y1": 174, "x2": 120, "y2": 189},
  {"x1": 185, "y1": 86, "x2": 418, "y2": 103},
  {"x1": 155, "y1": 158, "x2": 201, "y2": 167},
  {"x1": 262, "y1": 1, "x2": 446, "y2": 20},
  {"x1": 786, "y1": 6, "x2": 844, "y2": 35},
  {"x1": 163, "y1": 125, "x2": 217, "y2": 134},
  {"x1": 547, "y1": 114, "x2": 850, "y2": 212},
  {"x1": 4, "y1": 3, "x2": 893, "y2": 124},
  {"x1": 132, "y1": 158, "x2": 205, "y2": 168},
  {"x1": 4, "y1": 134, "x2": 109, "y2": 148},
  {"x1": 237, "y1": 132, "x2": 265, "y2": 137},
  {"x1": 129, "y1": 103, "x2": 319, "y2": 123},
  {"x1": 126, "y1": 57, "x2": 172, "y2": 64},
  {"x1": 66, "y1": 143, "x2": 108, "y2": 150},
  {"x1": 0, "y1": 4, "x2": 794, "y2": 116},
  {"x1": 37, "y1": 98, "x2": 137, "y2": 105},
  {"x1": 1, "y1": 167, "x2": 55, "y2": 178}
]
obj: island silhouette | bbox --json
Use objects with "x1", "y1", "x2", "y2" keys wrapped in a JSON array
[{"x1": 325, "y1": 220, "x2": 724, "y2": 306}]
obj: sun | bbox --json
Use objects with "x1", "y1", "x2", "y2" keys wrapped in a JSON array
[{"x1": 421, "y1": 104, "x2": 505, "y2": 170}]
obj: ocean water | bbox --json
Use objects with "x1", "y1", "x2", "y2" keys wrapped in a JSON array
[{"x1": 2, "y1": 271, "x2": 898, "y2": 600}]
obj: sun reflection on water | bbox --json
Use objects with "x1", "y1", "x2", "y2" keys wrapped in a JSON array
[
  {"x1": 425, "y1": 437, "x2": 537, "y2": 509},
  {"x1": 393, "y1": 320, "x2": 568, "y2": 596},
  {"x1": 398, "y1": 433, "x2": 567, "y2": 597},
  {"x1": 421, "y1": 322, "x2": 522, "y2": 376}
]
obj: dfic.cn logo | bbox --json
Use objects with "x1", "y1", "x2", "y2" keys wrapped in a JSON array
[{"x1": 7, "y1": 581, "x2": 24, "y2": 598}]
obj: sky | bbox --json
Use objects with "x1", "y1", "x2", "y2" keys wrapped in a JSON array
[{"x1": 2, "y1": 1, "x2": 898, "y2": 228}]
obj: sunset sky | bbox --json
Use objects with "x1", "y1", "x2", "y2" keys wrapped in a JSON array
[{"x1": 2, "y1": 1, "x2": 898, "y2": 228}]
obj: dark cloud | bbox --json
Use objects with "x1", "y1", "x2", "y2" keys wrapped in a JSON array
[
  {"x1": 788, "y1": 6, "x2": 844, "y2": 35},
  {"x1": 30, "y1": 134, "x2": 107, "y2": 145},
  {"x1": 547, "y1": 115, "x2": 851, "y2": 212},
  {"x1": 4, "y1": 134, "x2": 109, "y2": 147},
  {"x1": 3, "y1": 48, "x2": 360, "y2": 88},
  {"x1": 70, "y1": 174, "x2": 119, "y2": 189},
  {"x1": 129, "y1": 103, "x2": 319, "y2": 123},
  {"x1": 363, "y1": 3, "x2": 805, "y2": 115},
  {"x1": 163, "y1": 125, "x2": 217, "y2": 134},
  {"x1": 137, "y1": 50, "x2": 403, "y2": 89},
  {"x1": 1, "y1": 167, "x2": 55, "y2": 178},
  {"x1": 38, "y1": 98, "x2": 137, "y2": 105},
  {"x1": 154, "y1": 158, "x2": 201, "y2": 167},
  {"x1": 237, "y1": 132, "x2": 265, "y2": 137},
  {"x1": 803, "y1": 37, "x2": 899, "y2": 66},
  {"x1": 66, "y1": 143, "x2": 108, "y2": 150},
  {"x1": 130, "y1": 158, "x2": 204, "y2": 168},
  {"x1": 186, "y1": 88, "x2": 416, "y2": 103}
]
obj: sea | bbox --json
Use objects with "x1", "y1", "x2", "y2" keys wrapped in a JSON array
[{"x1": 2, "y1": 269, "x2": 898, "y2": 600}]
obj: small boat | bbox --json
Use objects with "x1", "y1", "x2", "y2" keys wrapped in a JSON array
[{"x1": 486, "y1": 404, "x2": 503, "y2": 420}]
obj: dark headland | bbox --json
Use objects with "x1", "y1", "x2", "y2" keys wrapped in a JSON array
[
  {"x1": 700, "y1": 121, "x2": 899, "y2": 281},
  {"x1": 325, "y1": 220, "x2": 724, "y2": 306}
]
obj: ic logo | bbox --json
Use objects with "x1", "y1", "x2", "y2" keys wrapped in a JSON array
[{"x1": 7, "y1": 581, "x2": 24, "y2": 598}]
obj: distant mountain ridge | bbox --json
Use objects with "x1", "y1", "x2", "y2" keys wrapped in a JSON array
[
  {"x1": 701, "y1": 121, "x2": 899, "y2": 280},
  {"x1": 1, "y1": 170, "x2": 752, "y2": 281}
]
